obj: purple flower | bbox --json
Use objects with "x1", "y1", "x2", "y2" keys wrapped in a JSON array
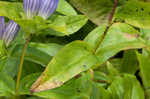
[
  {"x1": 0, "y1": 16, "x2": 20, "y2": 46},
  {"x1": 24, "y1": 0, "x2": 41, "y2": 19},
  {"x1": 24, "y1": 0, "x2": 59, "y2": 19},
  {"x1": 0, "y1": 16, "x2": 5, "y2": 39}
]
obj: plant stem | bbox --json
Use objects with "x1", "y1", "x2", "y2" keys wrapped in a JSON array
[
  {"x1": 15, "y1": 35, "x2": 31, "y2": 96},
  {"x1": 94, "y1": 0, "x2": 118, "y2": 52},
  {"x1": 108, "y1": 0, "x2": 118, "y2": 25}
]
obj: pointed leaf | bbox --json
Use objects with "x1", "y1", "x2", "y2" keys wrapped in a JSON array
[
  {"x1": 31, "y1": 41, "x2": 98, "y2": 92},
  {"x1": 108, "y1": 74, "x2": 145, "y2": 99}
]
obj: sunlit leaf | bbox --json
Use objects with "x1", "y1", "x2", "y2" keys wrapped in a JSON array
[{"x1": 31, "y1": 41, "x2": 98, "y2": 92}]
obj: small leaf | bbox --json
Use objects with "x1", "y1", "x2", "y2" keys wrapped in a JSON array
[
  {"x1": 137, "y1": 51, "x2": 150, "y2": 89},
  {"x1": 90, "y1": 83, "x2": 112, "y2": 99},
  {"x1": 0, "y1": 1, "x2": 23, "y2": 19},
  {"x1": 107, "y1": 62, "x2": 119, "y2": 77},
  {"x1": 20, "y1": 73, "x2": 41, "y2": 95},
  {"x1": 84, "y1": 25, "x2": 107, "y2": 50},
  {"x1": 57, "y1": 0, "x2": 77, "y2": 15},
  {"x1": 47, "y1": 15, "x2": 88, "y2": 36},
  {"x1": 0, "y1": 72, "x2": 15, "y2": 97},
  {"x1": 120, "y1": 50, "x2": 138, "y2": 74}
]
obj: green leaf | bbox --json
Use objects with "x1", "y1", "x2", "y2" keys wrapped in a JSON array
[
  {"x1": 57, "y1": 0, "x2": 77, "y2": 15},
  {"x1": 0, "y1": 40, "x2": 7, "y2": 59},
  {"x1": 0, "y1": 1, "x2": 84, "y2": 36},
  {"x1": 0, "y1": 58, "x2": 7, "y2": 72},
  {"x1": 140, "y1": 28, "x2": 150, "y2": 46},
  {"x1": 28, "y1": 43, "x2": 63, "y2": 57},
  {"x1": 15, "y1": 17, "x2": 49, "y2": 35},
  {"x1": 84, "y1": 25, "x2": 107, "y2": 50},
  {"x1": 16, "y1": 15, "x2": 88, "y2": 36},
  {"x1": 26, "y1": 97, "x2": 45, "y2": 99},
  {"x1": 90, "y1": 83, "x2": 112, "y2": 99},
  {"x1": 0, "y1": 72, "x2": 15, "y2": 97},
  {"x1": 108, "y1": 74, "x2": 145, "y2": 99},
  {"x1": 106, "y1": 62, "x2": 120, "y2": 77},
  {"x1": 31, "y1": 41, "x2": 98, "y2": 92},
  {"x1": 47, "y1": 15, "x2": 88, "y2": 36},
  {"x1": 69, "y1": 0, "x2": 138, "y2": 25},
  {"x1": 93, "y1": 71, "x2": 111, "y2": 88},
  {"x1": 11, "y1": 42, "x2": 62, "y2": 67},
  {"x1": 109, "y1": 58, "x2": 122, "y2": 72},
  {"x1": 20, "y1": 73, "x2": 41, "y2": 95},
  {"x1": 84, "y1": 23, "x2": 145, "y2": 68},
  {"x1": 120, "y1": 50, "x2": 138, "y2": 74},
  {"x1": 115, "y1": 1, "x2": 150, "y2": 29},
  {"x1": 69, "y1": 0, "x2": 113, "y2": 25},
  {"x1": 2, "y1": 57, "x2": 19, "y2": 78},
  {"x1": 1, "y1": 57, "x2": 43, "y2": 78},
  {"x1": 95, "y1": 23, "x2": 145, "y2": 65},
  {"x1": 21, "y1": 73, "x2": 92, "y2": 99},
  {"x1": 137, "y1": 51, "x2": 150, "y2": 89},
  {"x1": 145, "y1": 89, "x2": 150, "y2": 99},
  {"x1": 0, "y1": 1, "x2": 23, "y2": 19}
]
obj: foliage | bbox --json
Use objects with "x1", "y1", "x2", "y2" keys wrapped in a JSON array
[{"x1": 0, "y1": 0, "x2": 150, "y2": 99}]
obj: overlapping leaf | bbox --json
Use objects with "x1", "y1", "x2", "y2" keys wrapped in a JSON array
[
  {"x1": 115, "y1": 1, "x2": 150, "y2": 28},
  {"x1": 0, "y1": 1, "x2": 86, "y2": 36},
  {"x1": 0, "y1": 72, "x2": 15, "y2": 97},
  {"x1": 108, "y1": 74, "x2": 145, "y2": 99},
  {"x1": 30, "y1": 41, "x2": 98, "y2": 92}
]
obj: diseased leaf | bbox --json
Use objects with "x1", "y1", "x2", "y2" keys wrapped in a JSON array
[
  {"x1": 31, "y1": 41, "x2": 98, "y2": 92},
  {"x1": 85, "y1": 23, "x2": 145, "y2": 67},
  {"x1": 69, "y1": 0, "x2": 138, "y2": 25},
  {"x1": 95, "y1": 23, "x2": 145, "y2": 65},
  {"x1": 115, "y1": 1, "x2": 150, "y2": 28},
  {"x1": 69, "y1": 0, "x2": 113, "y2": 25},
  {"x1": 22, "y1": 73, "x2": 93, "y2": 99}
]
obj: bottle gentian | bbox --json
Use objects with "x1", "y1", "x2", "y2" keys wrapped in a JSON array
[
  {"x1": 0, "y1": 16, "x2": 20, "y2": 46},
  {"x1": 24, "y1": 0, "x2": 59, "y2": 19}
]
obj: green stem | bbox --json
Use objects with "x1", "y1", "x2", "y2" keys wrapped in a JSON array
[{"x1": 15, "y1": 35, "x2": 31, "y2": 96}]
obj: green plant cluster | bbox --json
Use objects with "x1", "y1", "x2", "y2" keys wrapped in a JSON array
[{"x1": 1, "y1": 0, "x2": 150, "y2": 99}]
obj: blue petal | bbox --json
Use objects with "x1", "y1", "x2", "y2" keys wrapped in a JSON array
[
  {"x1": 24, "y1": 0, "x2": 41, "y2": 19},
  {"x1": 3, "y1": 20, "x2": 20, "y2": 46},
  {"x1": 38, "y1": 0, "x2": 59, "y2": 19},
  {"x1": 0, "y1": 16, "x2": 5, "y2": 39}
]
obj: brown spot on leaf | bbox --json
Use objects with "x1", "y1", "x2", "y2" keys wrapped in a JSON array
[
  {"x1": 30, "y1": 78, "x2": 63, "y2": 93},
  {"x1": 123, "y1": 33, "x2": 139, "y2": 39}
]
